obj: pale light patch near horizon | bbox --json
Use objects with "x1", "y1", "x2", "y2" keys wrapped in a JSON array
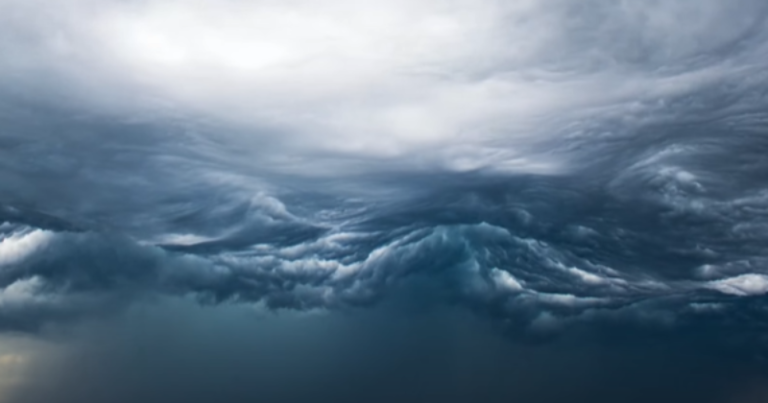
[
  {"x1": 0, "y1": 335, "x2": 53, "y2": 403},
  {"x1": 0, "y1": 353, "x2": 26, "y2": 391}
]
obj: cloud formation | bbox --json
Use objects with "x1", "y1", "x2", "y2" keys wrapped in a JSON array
[
  {"x1": 2, "y1": 0, "x2": 767, "y2": 172},
  {"x1": 1, "y1": 0, "x2": 768, "y2": 401}
]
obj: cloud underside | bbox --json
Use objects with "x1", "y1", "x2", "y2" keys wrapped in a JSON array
[
  {"x1": 3, "y1": 157, "x2": 768, "y2": 338},
  {"x1": 0, "y1": 0, "x2": 767, "y2": 341}
]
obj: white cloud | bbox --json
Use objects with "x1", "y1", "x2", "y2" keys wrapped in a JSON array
[
  {"x1": 708, "y1": 274, "x2": 768, "y2": 296},
  {"x1": 567, "y1": 267, "x2": 609, "y2": 285},
  {"x1": 490, "y1": 268, "x2": 524, "y2": 292},
  {"x1": 2, "y1": 0, "x2": 764, "y2": 175},
  {"x1": 527, "y1": 292, "x2": 607, "y2": 307},
  {"x1": 0, "y1": 277, "x2": 59, "y2": 312},
  {"x1": 0, "y1": 230, "x2": 53, "y2": 267}
]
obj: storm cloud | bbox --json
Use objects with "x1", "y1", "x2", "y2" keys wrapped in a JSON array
[{"x1": 1, "y1": 0, "x2": 768, "y2": 401}]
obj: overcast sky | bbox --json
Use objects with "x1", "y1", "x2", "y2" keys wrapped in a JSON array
[{"x1": 1, "y1": 0, "x2": 768, "y2": 402}]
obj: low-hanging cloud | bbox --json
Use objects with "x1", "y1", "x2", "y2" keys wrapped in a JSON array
[{"x1": 1, "y1": 0, "x2": 768, "y2": 401}]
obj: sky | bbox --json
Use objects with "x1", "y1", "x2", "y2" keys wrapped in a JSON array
[{"x1": 1, "y1": 0, "x2": 768, "y2": 402}]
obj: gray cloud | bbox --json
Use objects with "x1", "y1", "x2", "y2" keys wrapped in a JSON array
[
  {"x1": 1, "y1": 0, "x2": 768, "y2": 401},
  {"x1": 2, "y1": 0, "x2": 767, "y2": 174}
]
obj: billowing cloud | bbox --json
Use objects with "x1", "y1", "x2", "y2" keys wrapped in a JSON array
[{"x1": 1, "y1": 0, "x2": 768, "y2": 401}]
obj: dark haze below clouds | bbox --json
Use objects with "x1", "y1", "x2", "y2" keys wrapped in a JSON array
[
  {"x1": 5, "y1": 299, "x2": 768, "y2": 403},
  {"x1": 1, "y1": 0, "x2": 768, "y2": 402}
]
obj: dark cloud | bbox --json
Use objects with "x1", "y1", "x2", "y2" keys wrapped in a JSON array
[{"x1": 1, "y1": 0, "x2": 768, "y2": 401}]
